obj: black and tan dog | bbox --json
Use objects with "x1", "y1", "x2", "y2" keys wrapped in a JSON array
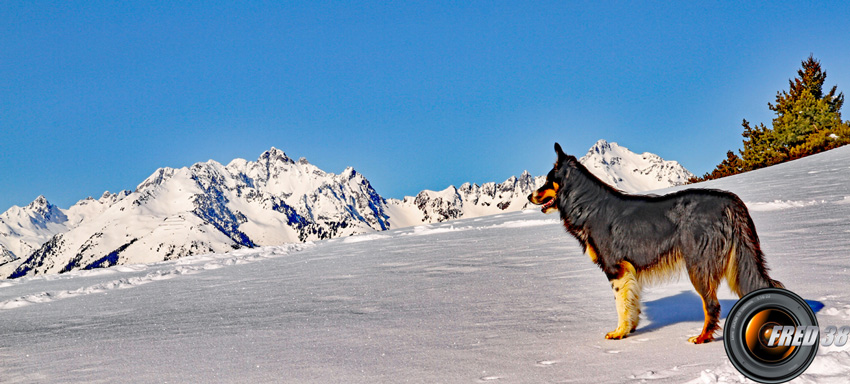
[{"x1": 529, "y1": 143, "x2": 783, "y2": 343}]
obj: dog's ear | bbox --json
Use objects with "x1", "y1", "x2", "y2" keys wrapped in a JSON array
[{"x1": 554, "y1": 142, "x2": 567, "y2": 161}]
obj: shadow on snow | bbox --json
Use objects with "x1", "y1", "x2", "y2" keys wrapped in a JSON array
[{"x1": 639, "y1": 290, "x2": 824, "y2": 334}]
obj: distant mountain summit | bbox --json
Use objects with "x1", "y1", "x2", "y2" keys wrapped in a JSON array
[
  {"x1": 579, "y1": 139, "x2": 694, "y2": 193},
  {"x1": 384, "y1": 171, "x2": 545, "y2": 225},
  {"x1": 0, "y1": 141, "x2": 692, "y2": 278}
]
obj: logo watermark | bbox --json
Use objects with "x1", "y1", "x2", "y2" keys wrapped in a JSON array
[{"x1": 724, "y1": 288, "x2": 819, "y2": 383}]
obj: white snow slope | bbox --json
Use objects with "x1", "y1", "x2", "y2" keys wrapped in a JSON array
[{"x1": 3, "y1": 146, "x2": 846, "y2": 383}]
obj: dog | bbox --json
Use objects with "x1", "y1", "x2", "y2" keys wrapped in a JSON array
[{"x1": 528, "y1": 143, "x2": 783, "y2": 343}]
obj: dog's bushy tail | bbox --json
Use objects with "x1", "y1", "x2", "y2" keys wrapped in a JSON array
[{"x1": 725, "y1": 200, "x2": 784, "y2": 297}]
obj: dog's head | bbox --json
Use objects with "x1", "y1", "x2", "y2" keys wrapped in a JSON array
[{"x1": 528, "y1": 143, "x2": 570, "y2": 214}]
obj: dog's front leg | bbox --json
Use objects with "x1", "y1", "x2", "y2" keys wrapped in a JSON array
[{"x1": 605, "y1": 261, "x2": 641, "y2": 339}]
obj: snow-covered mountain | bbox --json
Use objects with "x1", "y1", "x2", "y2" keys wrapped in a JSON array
[
  {"x1": 0, "y1": 193, "x2": 129, "y2": 268},
  {"x1": 385, "y1": 171, "x2": 545, "y2": 225},
  {"x1": 0, "y1": 141, "x2": 691, "y2": 279},
  {"x1": 0, "y1": 196, "x2": 67, "y2": 266},
  {"x1": 1, "y1": 148, "x2": 390, "y2": 278},
  {"x1": 579, "y1": 139, "x2": 695, "y2": 192}
]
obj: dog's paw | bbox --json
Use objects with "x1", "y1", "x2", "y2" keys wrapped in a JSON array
[
  {"x1": 605, "y1": 329, "x2": 629, "y2": 340},
  {"x1": 687, "y1": 334, "x2": 714, "y2": 344}
]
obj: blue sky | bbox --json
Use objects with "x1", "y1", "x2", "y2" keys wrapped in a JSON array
[{"x1": 2, "y1": 1, "x2": 850, "y2": 210}]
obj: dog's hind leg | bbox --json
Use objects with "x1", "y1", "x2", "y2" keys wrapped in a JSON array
[
  {"x1": 687, "y1": 270, "x2": 721, "y2": 344},
  {"x1": 605, "y1": 261, "x2": 641, "y2": 340}
]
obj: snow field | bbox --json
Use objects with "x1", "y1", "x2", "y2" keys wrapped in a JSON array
[
  {"x1": 2, "y1": 146, "x2": 850, "y2": 382},
  {"x1": 0, "y1": 244, "x2": 311, "y2": 311}
]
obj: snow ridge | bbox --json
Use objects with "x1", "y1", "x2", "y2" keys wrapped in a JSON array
[{"x1": 0, "y1": 243, "x2": 310, "y2": 310}]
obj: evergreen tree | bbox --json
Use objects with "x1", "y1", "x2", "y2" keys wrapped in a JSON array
[
  {"x1": 768, "y1": 55, "x2": 845, "y2": 154},
  {"x1": 693, "y1": 150, "x2": 743, "y2": 182},
  {"x1": 770, "y1": 55, "x2": 844, "y2": 115},
  {"x1": 692, "y1": 55, "x2": 850, "y2": 183},
  {"x1": 739, "y1": 119, "x2": 783, "y2": 170},
  {"x1": 714, "y1": 150, "x2": 743, "y2": 178}
]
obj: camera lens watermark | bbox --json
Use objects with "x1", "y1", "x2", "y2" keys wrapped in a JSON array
[{"x1": 724, "y1": 288, "x2": 819, "y2": 383}]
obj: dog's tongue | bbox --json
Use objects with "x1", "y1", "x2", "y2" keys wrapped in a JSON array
[{"x1": 541, "y1": 199, "x2": 555, "y2": 212}]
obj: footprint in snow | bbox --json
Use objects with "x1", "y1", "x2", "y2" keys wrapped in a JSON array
[{"x1": 535, "y1": 360, "x2": 559, "y2": 367}]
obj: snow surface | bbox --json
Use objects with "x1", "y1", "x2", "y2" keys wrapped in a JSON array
[{"x1": 2, "y1": 146, "x2": 850, "y2": 383}]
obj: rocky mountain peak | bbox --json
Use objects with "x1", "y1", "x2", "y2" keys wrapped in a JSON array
[
  {"x1": 588, "y1": 139, "x2": 613, "y2": 155},
  {"x1": 260, "y1": 147, "x2": 294, "y2": 165},
  {"x1": 136, "y1": 167, "x2": 178, "y2": 193},
  {"x1": 22, "y1": 195, "x2": 66, "y2": 225},
  {"x1": 28, "y1": 195, "x2": 50, "y2": 209}
]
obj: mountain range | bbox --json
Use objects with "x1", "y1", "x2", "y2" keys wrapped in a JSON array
[{"x1": 0, "y1": 140, "x2": 693, "y2": 278}]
